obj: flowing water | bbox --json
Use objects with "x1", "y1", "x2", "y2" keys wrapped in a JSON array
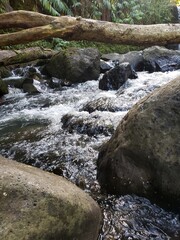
[{"x1": 0, "y1": 65, "x2": 180, "y2": 239}]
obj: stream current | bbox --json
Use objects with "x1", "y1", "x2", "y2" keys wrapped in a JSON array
[{"x1": 0, "y1": 66, "x2": 180, "y2": 239}]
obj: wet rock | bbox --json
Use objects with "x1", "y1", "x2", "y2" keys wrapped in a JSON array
[
  {"x1": 101, "y1": 51, "x2": 144, "y2": 71},
  {"x1": 0, "y1": 66, "x2": 11, "y2": 78},
  {"x1": 3, "y1": 77, "x2": 24, "y2": 89},
  {"x1": 62, "y1": 113, "x2": 114, "y2": 136},
  {"x1": 143, "y1": 46, "x2": 180, "y2": 72},
  {"x1": 48, "y1": 77, "x2": 71, "y2": 89},
  {"x1": 43, "y1": 48, "x2": 100, "y2": 83},
  {"x1": 100, "y1": 59, "x2": 113, "y2": 73},
  {"x1": 13, "y1": 67, "x2": 24, "y2": 76},
  {"x1": 22, "y1": 78, "x2": 41, "y2": 94},
  {"x1": 48, "y1": 77, "x2": 63, "y2": 89},
  {"x1": 97, "y1": 76, "x2": 180, "y2": 212},
  {"x1": 99, "y1": 62, "x2": 137, "y2": 90},
  {"x1": 0, "y1": 155, "x2": 101, "y2": 240},
  {"x1": 24, "y1": 66, "x2": 42, "y2": 80},
  {"x1": 82, "y1": 97, "x2": 122, "y2": 113},
  {"x1": 0, "y1": 78, "x2": 8, "y2": 96}
]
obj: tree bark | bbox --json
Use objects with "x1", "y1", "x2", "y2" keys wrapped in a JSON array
[
  {"x1": 0, "y1": 10, "x2": 56, "y2": 29},
  {"x1": 0, "y1": 10, "x2": 180, "y2": 47}
]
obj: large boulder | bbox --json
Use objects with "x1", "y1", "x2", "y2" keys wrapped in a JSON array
[
  {"x1": 99, "y1": 62, "x2": 137, "y2": 90},
  {"x1": 143, "y1": 46, "x2": 180, "y2": 72},
  {"x1": 0, "y1": 155, "x2": 101, "y2": 240},
  {"x1": 43, "y1": 48, "x2": 100, "y2": 83},
  {"x1": 97, "y1": 77, "x2": 180, "y2": 212}
]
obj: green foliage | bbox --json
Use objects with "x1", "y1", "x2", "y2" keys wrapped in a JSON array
[
  {"x1": 113, "y1": 0, "x2": 144, "y2": 24},
  {"x1": 49, "y1": 38, "x2": 142, "y2": 54},
  {"x1": 0, "y1": 0, "x2": 9, "y2": 13},
  {"x1": 1, "y1": 38, "x2": 142, "y2": 54},
  {"x1": 39, "y1": 0, "x2": 81, "y2": 16},
  {"x1": 112, "y1": 0, "x2": 173, "y2": 24},
  {"x1": 38, "y1": 0, "x2": 174, "y2": 24},
  {"x1": 140, "y1": 0, "x2": 173, "y2": 24}
]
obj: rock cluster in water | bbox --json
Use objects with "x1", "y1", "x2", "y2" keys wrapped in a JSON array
[
  {"x1": 0, "y1": 45, "x2": 180, "y2": 95},
  {"x1": 0, "y1": 45, "x2": 180, "y2": 238}
]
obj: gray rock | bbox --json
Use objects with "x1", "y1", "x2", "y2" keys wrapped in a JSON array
[
  {"x1": 44, "y1": 48, "x2": 100, "y2": 83},
  {"x1": 82, "y1": 97, "x2": 123, "y2": 113},
  {"x1": 101, "y1": 51, "x2": 144, "y2": 71},
  {"x1": 100, "y1": 59, "x2": 113, "y2": 73},
  {"x1": 97, "y1": 76, "x2": 180, "y2": 212},
  {"x1": 143, "y1": 46, "x2": 180, "y2": 72},
  {"x1": 0, "y1": 155, "x2": 101, "y2": 240},
  {"x1": 62, "y1": 113, "x2": 114, "y2": 136},
  {"x1": 99, "y1": 62, "x2": 137, "y2": 90}
]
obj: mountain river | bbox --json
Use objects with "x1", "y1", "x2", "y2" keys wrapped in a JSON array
[{"x1": 0, "y1": 65, "x2": 180, "y2": 239}]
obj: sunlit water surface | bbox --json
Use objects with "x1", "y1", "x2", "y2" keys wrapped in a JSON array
[{"x1": 0, "y1": 67, "x2": 180, "y2": 239}]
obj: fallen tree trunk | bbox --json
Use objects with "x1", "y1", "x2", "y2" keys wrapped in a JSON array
[
  {"x1": 0, "y1": 10, "x2": 180, "y2": 47},
  {"x1": 0, "y1": 10, "x2": 56, "y2": 29},
  {"x1": 0, "y1": 47, "x2": 57, "y2": 66}
]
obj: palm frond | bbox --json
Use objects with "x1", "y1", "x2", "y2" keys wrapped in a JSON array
[{"x1": 39, "y1": 0, "x2": 60, "y2": 16}]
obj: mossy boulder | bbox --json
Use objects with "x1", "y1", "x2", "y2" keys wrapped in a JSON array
[
  {"x1": 44, "y1": 48, "x2": 100, "y2": 83},
  {"x1": 0, "y1": 66, "x2": 11, "y2": 78},
  {"x1": 97, "y1": 77, "x2": 180, "y2": 212},
  {"x1": 0, "y1": 78, "x2": 8, "y2": 96},
  {"x1": 0, "y1": 155, "x2": 101, "y2": 240}
]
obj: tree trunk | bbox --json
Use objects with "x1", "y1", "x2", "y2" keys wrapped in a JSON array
[{"x1": 0, "y1": 10, "x2": 180, "y2": 47}]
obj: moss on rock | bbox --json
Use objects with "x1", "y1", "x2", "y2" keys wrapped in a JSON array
[{"x1": 0, "y1": 78, "x2": 8, "y2": 96}]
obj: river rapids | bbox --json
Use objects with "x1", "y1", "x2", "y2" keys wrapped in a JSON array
[{"x1": 0, "y1": 66, "x2": 180, "y2": 239}]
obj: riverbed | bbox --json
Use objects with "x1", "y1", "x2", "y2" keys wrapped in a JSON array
[{"x1": 0, "y1": 66, "x2": 180, "y2": 239}]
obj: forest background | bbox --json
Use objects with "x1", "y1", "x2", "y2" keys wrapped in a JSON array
[{"x1": 0, "y1": 0, "x2": 179, "y2": 53}]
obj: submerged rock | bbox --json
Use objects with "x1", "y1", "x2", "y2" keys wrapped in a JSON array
[
  {"x1": 97, "y1": 76, "x2": 180, "y2": 212},
  {"x1": 44, "y1": 48, "x2": 100, "y2": 83},
  {"x1": 82, "y1": 97, "x2": 124, "y2": 113},
  {"x1": 62, "y1": 113, "x2": 114, "y2": 136},
  {"x1": 143, "y1": 46, "x2": 180, "y2": 72},
  {"x1": 0, "y1": 155, "x2": 101, "y2": 240},
  {"x1": 99, "y1": 62, "x2": 137, "y2": 90}
]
